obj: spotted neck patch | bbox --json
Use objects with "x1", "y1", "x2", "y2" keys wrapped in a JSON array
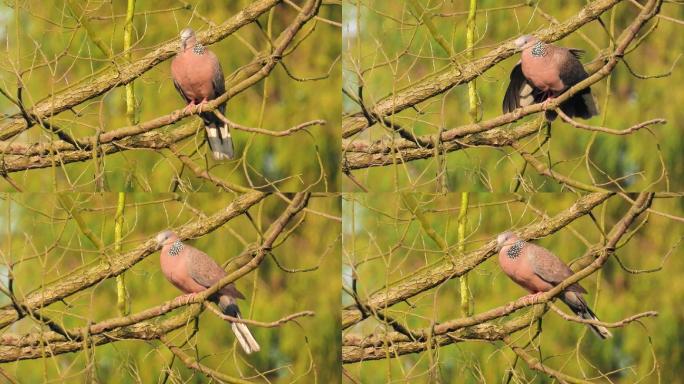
[
  {"x1": 168, "y1": 240, "x2": 184, "y2": 256},
  {"x1": 507, "y1": 240, "x2": 525, "y2": 259},
  {"x1": 192, "y1": 43, "x2": 205, "y2": 55},
  {"x1": 531, "y1": 41, "x2": 546, "y2": 57}
]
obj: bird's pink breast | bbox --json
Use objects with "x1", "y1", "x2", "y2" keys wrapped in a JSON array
[
  {"x1": 520, "y1": 51, "x2": 564, "y2": 92},
  {"x1": 499, "y1": 246, "x2": 554, "y2": 293},
  {"x1": 160, "y1": 248, "x2": 206, "y2": 294},
  {"x1": 171, "y1": 52, "x2": 216, "y2": 102}
]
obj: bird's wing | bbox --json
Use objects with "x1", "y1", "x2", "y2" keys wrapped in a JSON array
[
  {"x1": 208, "y1": 51, "x2": 227, "y2": 114},
  {"x1": 185, "y1": 246, "x2": 245, "y2": 299},
  {"x1": 529, "y1": 243, "x2": 587, "y2": 293},
  {"x1": 171, "y1": 55, "x2": 192, "y2": 104},
  {"x1": 211, "y1": 55, "x2": 226, "y2": 98},
  {"x1": 503, "y1": 62, "x2": 528, "y2": 113},
  {"x1": 568, "y1": 48, "x2": 585, "y2": 59},
  {"x1": 173, "y1": 78, "x2": 192, "y2": 104},
  {"x1": 556, "y1": 48, "x2": 590, "y2": 89}
]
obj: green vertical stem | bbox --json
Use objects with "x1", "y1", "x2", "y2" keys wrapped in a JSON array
[
  {"x1": 124, "y1": 0, "x2": 138, "y2": 125},
  {"x1": 457, "y1": 192, "x2": 472, "y2": 316},
  {"x1": 115, "y1": 192, "x2": 129, "y2": 315},
  {"x1": 466, "y1": 0, "x2": 479, "y2": 122}
]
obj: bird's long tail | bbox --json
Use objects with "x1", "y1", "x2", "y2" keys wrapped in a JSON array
[
  {"x1": 579, "y1": 90, "x2": 599, "y2": 117},
  {"x1": 219, "y1": 298, "x2": 260, "y2": 354},
  {"x1": 561, "y1": 292, "x2": 612, "y2": 339},
  {"x1": 542, "y1": 87, "x2": 599, "y2": 121},
  {"x1": 205, "y1": 122, "x2": 234, "y2": 160},
  {"x1": 561, "y1": 88, "x2": 599, "y2": 120},
  {"x1": 231, "y1": 317, "x2": 260, "y2": 354}
]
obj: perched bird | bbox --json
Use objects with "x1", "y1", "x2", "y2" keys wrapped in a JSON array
[
  {"x1": 156, "y1": 230, "x2": 260, "y2": 353},
  {"x1": 496, "y1": 231, "x2": 612, "y2": 339},
  {"x1": 171, "y1": 27, "x2": 234, "y2": 160},
  {"x1": 503, "y1": 35, "x2": 598, "y2": 121}
]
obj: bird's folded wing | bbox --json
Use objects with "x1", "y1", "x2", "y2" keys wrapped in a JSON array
[
  {"x1": 503, "y1": 62, "x2": 528, "y2": 113},
  {"x1": 186, "y1": 247, "x2": 246, "y2": 299},
  {"x1": 210, "y1": 52, "x2": 226, "y2": 100},
  {"x1": 556, "y1": 49, "x2": 590, "y2": 89},
  {"x1": 529, "y1": 244, "x2": 587, "y2": 294}
]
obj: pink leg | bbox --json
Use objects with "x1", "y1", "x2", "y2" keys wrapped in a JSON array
[
  {"x1": 196, "y1": 97, "x2": 209, "y2": 113},
  {"x1": 541, "y1": 92, "x2": 555, "y2": 110},
  {"x1": 183, "y1": 100, "x2": 197, "y2": 114}
]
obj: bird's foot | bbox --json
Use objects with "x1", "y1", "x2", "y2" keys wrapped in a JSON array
[
  {"x1": 182, "y1": 101, "x2": 197, "y2": 114},
  {"x1": 196, "y1": 98, "x2": 210, "y2": 113},
  {"x1": 521, "y1": 292, "x2": 545, "y2": 305},
  {"x1": 541, "y1": 96, "x2": 555, "y2": 110}
]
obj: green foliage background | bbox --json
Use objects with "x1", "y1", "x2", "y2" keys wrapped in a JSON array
[
  {"x1": 342, "y1": 193, "x2": 683, "y2": 382},
  {"x1": 1, "y1": 193, "x2": 341, "y2": 383},
  {"x1": 0, "y1": 1, "x2": 341, "y2": 192},
  {"x1": 342, "y1": 1, "x2": 683, "y2": 192}
]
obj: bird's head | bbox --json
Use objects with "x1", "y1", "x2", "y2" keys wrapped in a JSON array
[
  {"x1": 514, "y1": 35, "x2": 539, "y2": 50},
  {"x1": 179, "y1": 28, "x2": 196, "y2": 50},
  {"x1": 156, "y1": 230, "x2": 178, "y2": 247},
  {"x1": 496, "y1": 231, "x2": 516, "y2": 251}
]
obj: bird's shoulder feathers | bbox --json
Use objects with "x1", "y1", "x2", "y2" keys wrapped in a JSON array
[
  {"x1": 526, "y1": 242, "x2": 587, "y2": 293},
  {"x1": 184, "y1": 245, "x2": 246, "y2": 299}
]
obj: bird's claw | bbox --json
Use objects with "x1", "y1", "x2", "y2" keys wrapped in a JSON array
[
  {"x1": 182, "y1": 102, "x2": 197, "y2": 114},
  {"x1": 196, "y1": 98, "x2": 209, "y2": 114},
  {"x1": 182, "y1": 99, "x2": 209, "y2": 115}
]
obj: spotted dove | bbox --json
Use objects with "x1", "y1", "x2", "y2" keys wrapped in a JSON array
[
  {"x1": 171, "y1": 28, "x2": 234, "y2": 160},
  {"x1": 156, "y1": 230, "x2": 260, "y2": 353},
  {"x1": 496, "y1": 232, "x2": 612, "y2": 339},
  {"x1": 503, "y1": 35, "x2": 599, "y2": 121}
]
